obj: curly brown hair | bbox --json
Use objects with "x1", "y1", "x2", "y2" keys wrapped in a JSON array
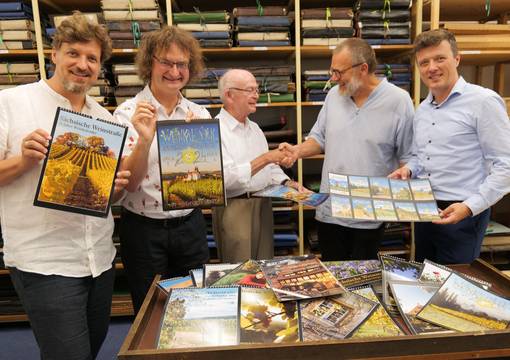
[
  {"x1": 135, "y1": 26, "x2": 204, "y2": 84},
  {"x1": 52, "y1": 11, "x2": 112, "y2": 63}
]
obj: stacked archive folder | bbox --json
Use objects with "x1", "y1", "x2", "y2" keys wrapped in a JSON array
[
  {"x1": 301, "y1": 7, "x2": 355, "y2": 47},
  {"x1": 356, "y1": 0, "x2": 412, "y2": 45},
  {"x1": 173, "y1": 10, "x2": 232, "y2": 48},
  {"x1": 112, "y1": 63, "x2": 144, "y2": 105},
  {"x1": 101, "y1": 0, "x2": 163, "y2": 49},
  {"x1": 0, "y1": 62, "x2": 39, "y2": 90},
  {"x1": 375, "y1": 63, "x2": 411, "y2": 93},
  {"x1": 233, "y1": 6, "x2": 291, "y2": 47},
  {"x1": 0, "y1": 1, "x2": 50, "y2": 50},
  {"x1": 302, "y1": 70, "x2": 336, "y2": 102}
]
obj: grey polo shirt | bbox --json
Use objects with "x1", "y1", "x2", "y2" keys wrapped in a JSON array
[{"x1": 309, "y1": 78, "x2": 414, "y2": 229}]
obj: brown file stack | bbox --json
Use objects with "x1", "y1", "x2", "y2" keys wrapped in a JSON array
[
  {"x1": 0, "y1": 62, "x2": 39, "y2": 89},
  {"x1": 300, "y1": 7, "x2": 355, "y2": 46},
  {"x1": 112, "y1": 63, "x2": 144, "y2": 105},
  {"x1": 100, "y1": 0, "x2": 163, "y2": 49}
]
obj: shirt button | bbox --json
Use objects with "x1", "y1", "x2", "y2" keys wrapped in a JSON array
[
  {"x1": 428, "y1": 140, "x2": 432, "y2": 143},
  {"x1": 427, "y1": 157, "x2": 430, "y2": 160},
  {"x1": 428, "y1": 173, "x2": 431, "y2": 176},
  {"x1": 432, "y1": 123, "x2": 435, "y2": 125}
]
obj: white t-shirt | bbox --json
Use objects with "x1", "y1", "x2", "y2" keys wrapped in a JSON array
[{"x1": 0, "y1": 80, "x2": 116, "y2": 277}]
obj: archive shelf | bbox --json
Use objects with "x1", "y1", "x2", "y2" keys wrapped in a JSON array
[{"x1": 5, "y1": 0, "x2": 509, "y2": 323}]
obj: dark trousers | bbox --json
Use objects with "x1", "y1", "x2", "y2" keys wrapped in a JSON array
[
  {"x1": 9, "y1": 267, "x2": 115, "y2": 360},
  {"x1": 119, "y1": 208, "x2": 209, "y2": 314},
  {"x1": 415, "y1": 208, "x2": 491, "y2": 265},
  {"x1": 317, "y1": 221, "x2": 385, "y2": 261}
]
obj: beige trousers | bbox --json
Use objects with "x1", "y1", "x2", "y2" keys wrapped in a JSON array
[{"x1": 212, "y1": 197, "x2": 274, "y2": 263}]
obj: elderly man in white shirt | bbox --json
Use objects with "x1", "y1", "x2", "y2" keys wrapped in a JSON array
[
  {"x1": 212, "y1": 69, "x2": 303, "y2": 263},
  {"x1": 0, "y1": 13, "x2": 129, "y2": 360}
]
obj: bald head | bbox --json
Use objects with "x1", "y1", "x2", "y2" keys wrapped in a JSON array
[
  {"x1": 218, "y1": 69, "x2": 259, "y2": 122},
  {"x1": 218, "y1": 69, "x2": 256, "y2": 102}
]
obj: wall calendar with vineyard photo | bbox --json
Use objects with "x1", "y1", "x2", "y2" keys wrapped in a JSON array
[
  {"x1": 156, "y1": 119, "x2": 226, "y2": 211},
  {"x1": 33, "y1": 107, "x2": 127, "y2": 217}
]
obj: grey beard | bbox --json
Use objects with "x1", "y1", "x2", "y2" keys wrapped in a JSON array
[
  {"x1": 339, "y1": 78, "x2": 361, "y2": 97},
  {"x1": 62, "y1": 78, "x2": 91, "y2": 94}
]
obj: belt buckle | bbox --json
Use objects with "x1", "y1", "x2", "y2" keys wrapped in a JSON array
[{"x1": 246, "y1": 191, "x2": 251, "y2": 199}]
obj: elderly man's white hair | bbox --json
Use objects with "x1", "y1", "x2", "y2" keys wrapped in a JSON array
[{"x1": 218, "y1": 69, "x2": 255, "y2": 102}]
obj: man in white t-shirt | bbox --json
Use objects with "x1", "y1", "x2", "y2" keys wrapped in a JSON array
[{"x1": 0, "y1": 13, "x2": 129, "y2": 360}]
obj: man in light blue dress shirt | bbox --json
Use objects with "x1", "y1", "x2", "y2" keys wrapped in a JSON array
[
  {"x1": 390, "y1": 29, "x2": 510, "y2": 264},
  {"x1": 280, "y1": 38, "x2": 414, "y2": 261}
]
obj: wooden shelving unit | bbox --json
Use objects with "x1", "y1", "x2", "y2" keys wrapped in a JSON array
[{"x1": 3, "y1": 0, "x2": 509, "y2": 323}]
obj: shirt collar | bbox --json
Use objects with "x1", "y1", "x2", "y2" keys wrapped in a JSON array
[
  {"x1": 218, "y1": 107, "x2": 251, "y2": 131},
  {"x1": 344, "y1": 77, "x2": 387, "y2": 106},
  {"x1": 40, "y1": 79, "x2": 93, "y2": 112},
  {"x1": 427, "y1": 76, "x2": 466, "y2": 106},
  {"x1": 140, "y1": 85, "x2": 187, "y2": 116}
]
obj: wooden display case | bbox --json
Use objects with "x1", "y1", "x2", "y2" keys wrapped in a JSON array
[{"x1": 118, "y1": 258, "x2": 510, "y2": 359}]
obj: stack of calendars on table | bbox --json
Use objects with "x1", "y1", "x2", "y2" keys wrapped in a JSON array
[
  {"x1": 301, "y1": 7, "x2": 355, "y2": 47},
  {"x1": 173, "y1": 10, "x2": 232, "y2": 48},
  {"x1": 112, "y1": 63, "x2": 144, "y2": 105},
  {"x1": 375, "y1": 63, "x2": 411, "y2": 94},
  {"x1": 0, "y1": 1, "x2": 50, "y2": 50},
  {"x1": 302, "y1": 70, "x2": 336, "y2": 102},
  {"x1": 101, "y1": 0, "x2": 163, "y2": 49},
  {"x1": 233, "y1": 6, "x2": 291, "y2": 47},
  {"x1": 154, "y1": 254, "x2": 510, "y2": 349},
  {"x1": 356, "y1": 0, "x2": 412, "y2": 45}
]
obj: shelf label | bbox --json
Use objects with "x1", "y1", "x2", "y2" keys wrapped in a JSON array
[
  {"x1": 311, "y1": 101, "x2": 324, "y2": 105},
  {"x1": 371, "y1": 45, "x2": 381, "y2": 49},
  {"x1": 122, "y1": 48, "x2": 135, "y2": 53},
  {"x1": 329, "y1": 45, "x2": 336, "y2": 50},
  {"x1": 0, "y1": 50, "x2": 9, "y2": 54},
  {"x1": 460, "y1": 50, "x2": 481, "y2": 55},
  {"x1": 257, "y1": 103, "x2": 269, "y2": 107},
  {"x1": 253, "y1": 47, "x2": 268, "y2": 51}
]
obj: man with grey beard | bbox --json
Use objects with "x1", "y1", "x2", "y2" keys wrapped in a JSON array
[{"x1": 279, "y1": 38, "x2": 414, "y2": 261}]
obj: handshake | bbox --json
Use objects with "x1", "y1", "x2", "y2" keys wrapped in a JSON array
[{"x1": 265, "y1": 142, "x2": 299, "y2": 168}]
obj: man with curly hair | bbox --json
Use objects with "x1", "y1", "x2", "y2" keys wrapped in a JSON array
[{"x1": 115, "y1": 26, "x2": 210, "y2": 314}]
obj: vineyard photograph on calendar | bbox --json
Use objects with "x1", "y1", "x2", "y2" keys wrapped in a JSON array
[
  {"x1": 156, "y1": 119, "x2": 226, "y2": 211},
  {"x1": 34, "y1": 107, "x2": 127, "y2": 217}
]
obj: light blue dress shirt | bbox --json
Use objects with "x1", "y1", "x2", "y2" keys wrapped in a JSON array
[
  {"x1": 406, "y1": 77, "x2": 510, "y2": 216},
  {"x1": 310, "y1": 79, "x2": 414, "y2": 228}
]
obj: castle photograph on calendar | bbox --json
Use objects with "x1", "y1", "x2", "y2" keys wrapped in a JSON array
[
  {"x1": 34, "y1": 107, "x2": 127, "y2": 217},
  {"x1": 156, "y1": 119, "x2": 225, "y2": 210}
]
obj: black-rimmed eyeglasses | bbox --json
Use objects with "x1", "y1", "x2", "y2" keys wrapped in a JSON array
[
  {"x1": 328, "y1": 63, "x2": 364, "y2": 78},
  {"x1": 153, "y1": 56, "x2": 189, "y2": 71}
]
